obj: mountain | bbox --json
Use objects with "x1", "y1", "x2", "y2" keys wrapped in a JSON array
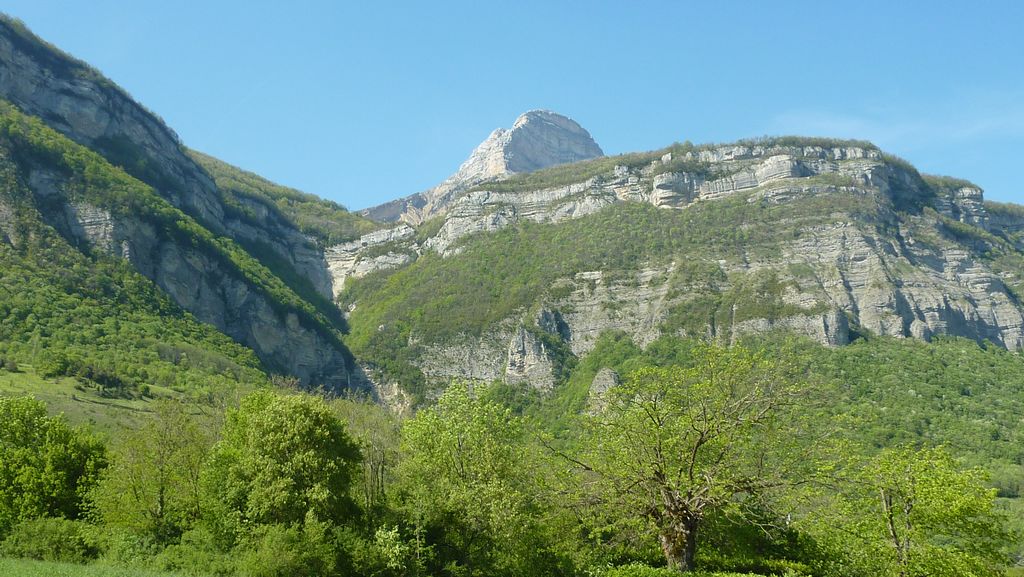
[
  {"x1": 0, "y1": 16, "x2": 373, "y2": 388},
  {"x1": 4, "y1": 14, "x2": 1024, "y2": 410},
  {"x1": 338, "y1": 137, "x2": 1024, "y2": 401},
  {"x1": 360, "y1": 109, "x2": 603, "y2": 225}
]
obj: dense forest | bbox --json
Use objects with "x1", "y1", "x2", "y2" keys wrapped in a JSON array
[{"x1": 1, "y1": 332, "x2": 1022, "y2": 577}]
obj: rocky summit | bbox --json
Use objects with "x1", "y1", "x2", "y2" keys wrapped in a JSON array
[{"x1": 359, "y1": 109, "x2": 603, "y2": 225}]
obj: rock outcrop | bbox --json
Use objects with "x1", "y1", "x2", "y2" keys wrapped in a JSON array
[
  {"x1": 366, "y1": 142, "x2": 1024, "y2": 392},
  {"x1": 0, "y1": 19, "x2": 224, "y2": 228},
  {"x1": 27, "y1": 165, "x2": 353, "y2": 388},
  {"x1": 361, "y1": 110, "x2": 603, "y2": 225},
  {"x1": 325, "y1": 225, "x2": 416, "y2": 297},
  {"x1": 0, "y1": 19, "x2": 353, "y2": 387}
]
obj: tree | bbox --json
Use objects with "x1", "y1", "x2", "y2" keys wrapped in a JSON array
[
  {"x1": 92, "y1": 400, "x2": 212, "y2": 541},
  {"x1": 331, "y1": 396, "x2": 401, "y2": 521},
  {"x1": 397, "y1": 383, "x2": 566, "y2": 577},
  {"x1": 0, "y1": 396, "x2": 106, "y2": 535},
  {"x1": 572, "y1": 344, "x2": 802, "y2": 572},
  {"x1": 813, "y1": 446, "x2": 1009, "y2": 577},
  {"x1": 202, "y1": 391, "x2": 361, "y2": 538}
]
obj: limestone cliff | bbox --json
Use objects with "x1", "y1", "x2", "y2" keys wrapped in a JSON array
[
  {"x1": 360, "y1": 110, "x2": 603, "y2": 225},
  {"x1": 342, "y1": 140, "x2": 1024, "y2": 394}
]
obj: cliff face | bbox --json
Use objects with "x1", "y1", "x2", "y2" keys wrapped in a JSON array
[
  {"x1": 0, "y1": 19, "x2": 224, "y2": 227},
  {"x1": 360, "y1": 110, "x2": 603, "y2": 225},
  {"x1": 341, "y1": 140, "x2": 1024, "y2": 393},
  {"x1": 0, "y1": 19, "x2": 352, "y2": 387}
]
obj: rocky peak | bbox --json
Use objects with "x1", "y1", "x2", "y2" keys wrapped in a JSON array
[
  {"x1": 468, "y1": 109, "x2": 603, "y2": 177},
  {"x1": 361, "y1": 109, "x2": 603, "y2": 224}
]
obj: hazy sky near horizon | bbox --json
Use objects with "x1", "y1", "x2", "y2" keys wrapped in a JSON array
[{"x1": 5, "y1": 1, "x2": 1024, "y2": 208}]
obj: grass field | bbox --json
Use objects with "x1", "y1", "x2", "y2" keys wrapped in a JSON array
[
  {"x1": 0, "y1": 366, "x2": 186, "y2": 433},
  {"x1": 0, "y1": 557, "x2": 186, "y2": 577}
]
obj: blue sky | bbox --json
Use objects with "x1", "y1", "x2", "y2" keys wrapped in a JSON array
[{"x1": 5, "y1": 1, "x2": 1023, "y2": 208}]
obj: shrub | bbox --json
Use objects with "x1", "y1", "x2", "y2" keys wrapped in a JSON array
[
  {"x1": 0, "y1": 517, "x2": 99, "y2": 563},
  {"x1": 0, "y1": 396, "x2": 107, "y2": 535},
  {"x1": 602, "y1": 563, "x2": 770, "y2": 577},
  {"x1": 234, "y1": 521, "x2": 339, "y2": 577},
  {"x1": 150, "y1": 526, "x2": 235, "y2": 576}
]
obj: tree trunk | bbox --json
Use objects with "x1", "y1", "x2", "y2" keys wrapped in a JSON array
[{"x1": 660, "y1": 519, "x2": 699, "y2": 572}]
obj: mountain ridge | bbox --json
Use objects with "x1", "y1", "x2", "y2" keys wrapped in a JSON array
[
  {"x1": 0, "y1": 16, "x2": 360, "y2": 388},
  {"x1": 3, "y1": 14, "x2": 1024, "y2": 404},
  {"x1": 359, "y1": 109, "x2": 603, "y2": 225}
]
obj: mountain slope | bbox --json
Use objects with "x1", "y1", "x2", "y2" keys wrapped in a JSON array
[
  {"x1": 339, "y1": 138, "x2": 1024, "y2": 398},
  {"x1": 0, "y1": 16, "x2": 372, "y2": 387},
  {"x1": 0, "y1": 98, "x2": 352, "y2": 387},
  {"x1": 0, "y1": 112, "x2": 271, "y2": 420}
]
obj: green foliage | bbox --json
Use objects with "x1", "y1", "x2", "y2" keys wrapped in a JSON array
[
  {"x1": 0, "y1": 396, "x2": 106, "y2": 536},
  {"x1": 396, "y1": 383, "x2": 570, "y2": 577},
  {"x1": 233, "y1": 519, "x2": 339, "y2": 577},
  {"x1": 922, "y1": 174, "x2": 981, "y2": 195},
  {"x1": 345, "y1": 192, "x2": 880, "y2": 392},
  {"x1": 0, "y1": 99, "x2": 350, "y2": 375},
  {"x1": 92, "y1": 401, "x2": 213, "y2": 542},
  {"x1": 0, "y1": 517, "x2": 99, "y2": 564},
  {"x1": 146, "y1": 525, "x2": 234, "y2": 576},
  {"x1": 804, "y1": 446, "x2": 1007, "y2": 577},
  {"x1": 330, "y1": 397, "x2": 402, "y2": 520},
  {"x1": 575, "y1": 345, "x2": 805, "y2": 571},
  {"x1": 0, "y1": 202, "x2": 268, "y2": 397},
  {"x1": 202, "y1": 391, "x2": 361, "y2": 537},
  {"x1": 0, "y1": 557, "x2": 189, "y2": 577},
  {"x1": 733, "y1": 135, "x2": 878, "y2": 150},
  {"x1": 986, "y1": 199, "x2": 1024, "y2": 220},
  {"x1": 602, "y1": 563, "x2": 769, "y2": 577},
  {"x1": 189, "y1": 149, "x2": 380, "y2": 245}
]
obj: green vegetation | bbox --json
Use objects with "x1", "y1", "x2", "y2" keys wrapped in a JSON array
[
  {"x1": 0, "y1": 215, "x2": 268, "y2": 400},
  {"x1": 343, "y1": 191, "x2": 883, "y2": 394},
  {"x1": 987, "y1": 199, "x2": 1024, "y2": 220},
  {"x1": 5, "y1": 337, "x2": 1020, "y2": 576},
  {"x1": 574, "y1": 347, "x2": 805, "y2": 571},
  {"x1": 204, "y1": 391, "x2": 361, "y2": 531},
  {"x1": 804, "y1": 446, "x2": 1007, "y2": 577},
  {"x1": 189, "y1": 149, "x2": 380, "y2": 246},
  {"x1": 0, "y1": 558, "x2": 187, "y2": 577},
  {"x1": 733, "y1": 136, "x2": 878, "y2": 150},
  {"x1": 0, "y1": 397, "x2": 105, "y2": 535},
  {"x1": 0, "y1": 99, "x2": 351, "y2": 377}
]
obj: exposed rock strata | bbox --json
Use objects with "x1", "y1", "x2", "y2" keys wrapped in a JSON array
[
  {"x1": 361, "y1": 110, "x2": 603, "y2": 225},
  {"x1": 0, "y1": 21, "x2": 352, "y2": 385},
  {"x1": 390, "y1": 144, "x2": 1024, "y2": 390}
]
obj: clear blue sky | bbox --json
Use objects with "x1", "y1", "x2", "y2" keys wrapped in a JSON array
[{"x1": 5, "y1": 1, "x2": 1023, "y2": 208}]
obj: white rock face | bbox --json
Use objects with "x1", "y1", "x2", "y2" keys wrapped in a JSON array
[
  {"x1": 66, "y1": 202, "x2": 115, "y2": 253},
  {"x1": 387, "y1": 142, "x2": 1024, "y2": 392},
  {"x1": 361, "y1": 110, "x2": 603, "y2": 224},
  {"x1": 505, "y1": 327, "x2": 557, "y2": 391},
  {"x1": 325, "y1": 225, "x2": 416, "y2": 297},
  {"x1": 587, "y1": 367, "x2": 620, "y2": 413},
  {"x1": 0, "y1": 197, "x2": 15, "y2": 244}
]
